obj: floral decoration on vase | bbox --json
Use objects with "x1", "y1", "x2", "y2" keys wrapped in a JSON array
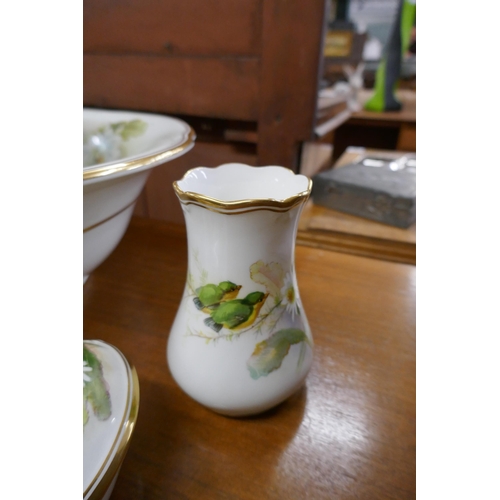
[{"x1": 185, "y1": 259, "x2": 312, "y2": 379}]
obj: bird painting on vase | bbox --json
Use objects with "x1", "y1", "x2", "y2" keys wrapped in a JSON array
[{"x1": 204, "y1": 291, "x2": 269, "y2": 333}]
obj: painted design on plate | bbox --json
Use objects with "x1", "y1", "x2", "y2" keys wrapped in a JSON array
[
  {"x1": 186, "y1": 259, "x2": 311, "y2": 379},
  {"x1": 83, "y1": 345, "x2": 112, "y2": 427},
  {"x1": 83, "y1": 119, "x2": 148, "y2": 167}
]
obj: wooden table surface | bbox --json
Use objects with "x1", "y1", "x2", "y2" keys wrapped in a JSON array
[
  {"x1": 351, "y1": 89, "x2": 416, "y2": 125},
  {"x1": 83, "y1": 217, "x2": 416, "y2": 499},
  {"x1": 331, "y1": 90, "x2": 416, "y2": 162}
]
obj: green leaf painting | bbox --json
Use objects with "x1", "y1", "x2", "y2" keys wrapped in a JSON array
[
  {"x1": 83, "y1": 345, "x2": 112, "y2": 427},
  {"x1": 187, "y1": 259, "x2": 311, "y2": 379},
  {"x1": 247, "y1": 328, "x2": 308, "y2": 379},
  {"x1": 83, "y1": 119, "x2": 148, "y2": 167},
  {"x1": 108, "y1": 119, "x2": 148, "y2": 141}
]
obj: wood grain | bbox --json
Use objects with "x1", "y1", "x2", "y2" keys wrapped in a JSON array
[
  {"x1": 84, "y1": 0, "x2": 262, "y2": 57},
  {"x1": 83, "y1": 55, "x2": 259, "y2": 121},
  {"x1": 83, "y1": 0, "x2": 327, "y2": 170},
  {"x1": 83, "y1": 217, "x2": 415, "y2": 499},
  {"x1": 257, "y1": 0, "x2": 327, "y2": 169},
  {"x1": 297, "y1": 201, "x2": 416, "y2": 265}
]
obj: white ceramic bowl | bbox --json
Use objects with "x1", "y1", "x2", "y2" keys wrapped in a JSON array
[
  {"x1": 83, "y1": 340, "x2": 139, "y2": 500},
  {"x1": 83, "y1": 108, "x2": 195, "y2": 283}
]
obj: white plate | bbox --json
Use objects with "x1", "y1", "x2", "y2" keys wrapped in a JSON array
[{"x1": 83, "y1": 340, "x2": 139, "y2": 500}]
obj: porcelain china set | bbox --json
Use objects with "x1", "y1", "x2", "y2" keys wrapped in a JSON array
[{"x1": 83, "y1": 109, "x2": 314, "y2": 497}]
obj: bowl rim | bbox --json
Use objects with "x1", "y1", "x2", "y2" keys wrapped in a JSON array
[
  {"x1": 83, "y1": 109, "x2": 196, "y2": 182},
  {"x1": 173, "y1": 163, "x2": 312, "y2": 213},
  {"x1": 84, "y1": 340, "x2": 140, "y2": 500}
]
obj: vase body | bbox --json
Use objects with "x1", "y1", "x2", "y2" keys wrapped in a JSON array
[{"x1": 168, "y1": 163, "x2": 314, "y2": 416}]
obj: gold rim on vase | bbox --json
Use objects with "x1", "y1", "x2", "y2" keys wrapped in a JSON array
[{"x1": 173, "y1": 166, "x2": 312, "y2": 214}]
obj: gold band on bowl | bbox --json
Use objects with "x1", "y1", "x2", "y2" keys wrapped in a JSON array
[
  {"x1": 173, "y1": 167, "x2": 312, "y2": 214},
  {"x1": 83, "y1": 128, "x2": 196, "y2": 182},
  {"x1": 84, "y1": 342, "x2": 140, "y2": 500},
  {"x1": 83, "y1": 197, "x2": 139, "y2": 233}
]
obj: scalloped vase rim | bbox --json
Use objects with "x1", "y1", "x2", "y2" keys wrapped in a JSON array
[{"x1": 175, "y1": 163, "x2": 312, "y2": 205}]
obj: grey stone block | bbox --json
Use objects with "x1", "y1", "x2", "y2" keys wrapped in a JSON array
[{"x1": 312, "y1": 156, "x2": 416, "y2": 228}]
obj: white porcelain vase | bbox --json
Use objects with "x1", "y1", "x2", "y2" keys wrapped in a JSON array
[{"x1": 167, "y1": 163, "x2": 314, "y2": 416}]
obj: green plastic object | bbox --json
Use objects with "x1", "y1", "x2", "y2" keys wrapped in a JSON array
[{"x1": 364, "y1": 0, "x2": 416, "y2": 112}]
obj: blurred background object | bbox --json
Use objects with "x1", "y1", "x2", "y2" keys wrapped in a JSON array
[
  {"x1": 364, "y1": 0, "x2": 416, "y2": 111},
  {"x1": 298, "y1": 147, "x2": 415, "y2": 265},
  {"x1": 323, "y1": 0, "x2": 415, "y2": 90},
  {"x1": 84, "y1": 0, "x2": 327, "y2": 223},
  {"x1": 309, "y1": 0, "x2": 416, "y2": 173}
]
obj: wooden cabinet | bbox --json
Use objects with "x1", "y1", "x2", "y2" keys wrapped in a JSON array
[
  {"x1": 84, "y1": 0, "x2": 327, "y2": 170},
  {"x1": 84, "y1": 1, "x2": 262, "y2": 57},
  {"x1": 84, "y1": 0, "x2": 328, "y2": 223}
]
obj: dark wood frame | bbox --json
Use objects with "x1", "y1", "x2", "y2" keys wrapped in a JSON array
[{"x1": 84, "y1": 0, "x2": 328, "y2": 171}]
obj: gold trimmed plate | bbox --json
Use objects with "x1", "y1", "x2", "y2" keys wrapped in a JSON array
[{"x1": 83, "y1": 340, "x2": 140, "y2": 500}]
